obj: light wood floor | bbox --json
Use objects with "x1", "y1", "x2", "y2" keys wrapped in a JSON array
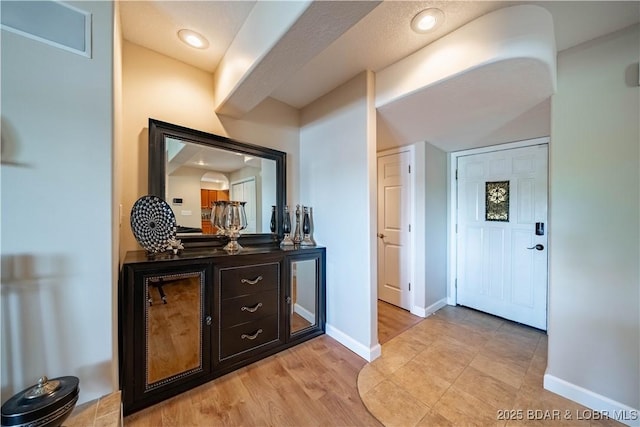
[
  {"x1": 124, "y1": 301, "x2": 409, "y2": 426},
  {"x1": 377, "y1": 300, "x2": 422, "y2": 344}
]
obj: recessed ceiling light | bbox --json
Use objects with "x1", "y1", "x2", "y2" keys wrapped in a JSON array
[
  {"x1": 177, "y1": 29, "x2": 209, "y2": 49},
  {"x1": 411, "y1": 8, "x2": 444, "y2": 33}
]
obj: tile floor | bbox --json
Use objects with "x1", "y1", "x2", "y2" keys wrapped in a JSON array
[{"x1": 358, "y1": 305, "x2": 624, "y2": 427}]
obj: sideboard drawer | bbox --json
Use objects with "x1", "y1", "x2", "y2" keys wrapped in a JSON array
[
  {"x1": 219, "y1": 314, "x2": 280, "y2": 359},
  {"x1": 220, "y1": 290, "x2": 279, "y2": 329},
  {"x1": 220, "y1": 262, "x2": 279, "y2": 299}
]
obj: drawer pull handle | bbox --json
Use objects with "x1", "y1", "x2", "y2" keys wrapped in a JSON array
[
  {"x1": 241, "y1": 302, "x2": 263, "y2": 313},
  {"x1": 241, "y1": 275, "x2": 263, "y2": 285},
  {"x1": 241, "y1": 329, "x2": 263, "y2": 340}
]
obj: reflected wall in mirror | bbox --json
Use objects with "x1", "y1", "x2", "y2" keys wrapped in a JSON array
[
  {"x1": 145, "y1": 271, "x2": 203, "y2": 389},
  {"x1": 149, "y1": 119, "x2": 286, "y2": 246},
  {"x1": 290, "y1": 259, "x2": 317, "y2": 334}
]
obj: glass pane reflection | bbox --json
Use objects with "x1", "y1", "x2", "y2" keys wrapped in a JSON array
[
  {"x1": 146, "y1": 272, "x2": 202, "y2": 387},
  {"x1": 290, "y1": 259, "x2": 317, "y2": 334}
]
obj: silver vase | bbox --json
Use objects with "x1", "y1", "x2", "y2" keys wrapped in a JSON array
[
  {"x1": 222, "y1": 201, "x2": 247, "y2": 252},
  {"x1": 293, "y1": 204, "x2": 302, "y2": 244}
]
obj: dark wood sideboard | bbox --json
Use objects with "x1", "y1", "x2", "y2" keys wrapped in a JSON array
[{"x1": 118, "y1": 245, "x2": 326, "y2": 415}]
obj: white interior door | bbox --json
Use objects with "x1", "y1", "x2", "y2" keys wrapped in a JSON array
[
  {"x1": 231, "y1": 178, "x2": 257, "y2": 233},
  {"x1": 456, "y1": 144, "x2": 548, "y2": 330},
  {"x1": 377, "y1": 151, "x2": 411, "y2": 310}
]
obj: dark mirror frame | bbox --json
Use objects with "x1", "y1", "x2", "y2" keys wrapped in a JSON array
[{"x1": 148, "y1": 118, "x2": 286, "y2": 248}]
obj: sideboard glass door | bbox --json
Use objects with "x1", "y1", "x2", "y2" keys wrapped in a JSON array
[{"x1": 287, "y1": 248, "x2": 325, "y2": 341}]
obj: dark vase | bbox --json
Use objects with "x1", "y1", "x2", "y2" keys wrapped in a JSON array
[
  {"x1": 302, "y1": 208, "x2": 310, "y2": 235},
  {"x1": 282, "y1": 206, "x2": 291, "y2": 234},
  {"x1": 270, "y1": 205, "x2": 277, "y2": 233}
]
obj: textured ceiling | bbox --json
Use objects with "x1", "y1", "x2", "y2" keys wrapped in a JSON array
[
  {"x1": 120, "y1": 1, "x2": 255, "y2": 72},
  {"x1": 119, "y1": 1, "x2": 639, "y2": 110},
  {"x1": 119, "y1": 1, "x2": 638, "y2": 150},
  {"x1": 270, "y1": 1, "x2": 517, "y2": 108}
]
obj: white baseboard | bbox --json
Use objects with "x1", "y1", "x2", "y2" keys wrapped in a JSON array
[
  {"x1": 325, "y1": 323, "x2": 381, "y2": 362},
  {"x1": 411, "y1": 298, "x2": 448, "y2": 318},
  {"x1": 544, "y1": 374, "x2": 640, "y2": 427},
  {"x1": 447, "y1": 296, "x2": 456, "y2": 306},
  {"x1": 293, "y1": 303, "x2": 315, "y2": 324}
]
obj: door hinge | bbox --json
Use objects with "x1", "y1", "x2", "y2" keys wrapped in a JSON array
[
  {"x1": 409, "y1": 224, "x2": 411, "y2": 232},
  {"x1": 455, "y1": 224, "x2": 458, "y2": 233},
  {"x1": 455, "y1": 278, "x2": 458, "y2": 289},
  {"x1": 408, "y1": 165, "x2": 411, "y2": 173},
  {"x1": 455, "y1": 169, "x2": 458, "y2": 180},
  {"x1": 409, "y1": 282, "x2": 411, "y2": 291}
]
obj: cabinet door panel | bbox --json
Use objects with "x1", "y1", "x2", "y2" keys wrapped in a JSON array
[
  {"x1": 146, "y1": 274, "x2": 203, "y2": 385},
  {"x1": 220, "y1": 290, "x2": 279, "y2": 328},
  {"x1": 286, "y1": 248, "x2": 326, "y2": 344},
  {"x1": 200, "y1": 189, "x2": 209, "y2": 208}
]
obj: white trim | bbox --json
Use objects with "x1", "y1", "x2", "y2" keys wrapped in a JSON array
[
  {"x1": 411, "y1": 298, "x2": 448, "y2": 317},
  {"x1": 544, "y1": 374, "x2": 640, "y2": 427},
  {"x1": 1, "y1": 1, "x2": 92, "y2": 58},
  {"x1": 447, "y1": 137, "x2": 550, "y2": 306},
  {"x1": 376, "y1": 145, "x2": 416, "y2": 312},
  {"x1": 293, "y1": 303, "x2": 315, "y2": 324},
  {"x1": 326, "y1": 323, "x2": 381, "y2": 362}
]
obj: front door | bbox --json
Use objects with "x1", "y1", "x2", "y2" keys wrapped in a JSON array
[
  {"x1": 377, "y1": 150, "x2": 411, "y2": 310},
  {"x1": 456, "y1": 144, "x2": 548, "y2": 330}
]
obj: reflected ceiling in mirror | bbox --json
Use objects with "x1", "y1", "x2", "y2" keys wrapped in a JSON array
[{"x1": 149, "y1": 119, "x2": 286, "y2": 247}]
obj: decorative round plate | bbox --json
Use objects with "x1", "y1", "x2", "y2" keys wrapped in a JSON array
[{"x1": 130, "y1": 195, "x2": 177, "y2": 253}]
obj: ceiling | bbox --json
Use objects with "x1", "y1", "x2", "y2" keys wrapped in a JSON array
[{"x1": 120, "y1": 1, "x2": 639, "y2": 149}]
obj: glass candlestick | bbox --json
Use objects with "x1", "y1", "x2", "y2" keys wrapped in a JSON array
[
  {"x1": 300, "y1": 206, "x2": 315, "y2": 246},
  {"x1": 280, "y1": 205, "x2": 294, "y2": 247},
  {"x1": 293, "y1": 204, "x2": 302, "y2": 244}
]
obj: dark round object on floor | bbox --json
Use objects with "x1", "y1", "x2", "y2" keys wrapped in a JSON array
[{"x1": 1, "y1": 376, "x2": 79, "y2": 427}]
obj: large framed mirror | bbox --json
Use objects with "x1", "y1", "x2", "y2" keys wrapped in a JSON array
[{"x1": 148, "y1": 119, "x2": 286, "y2": 247}]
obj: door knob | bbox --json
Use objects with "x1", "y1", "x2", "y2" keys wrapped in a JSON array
[
  {"x1": 377, "y1": 233, "x2": 385, "y2": 239},
  {"x1": 527, "y1": 244, "x2": 544, "y2": 251}
]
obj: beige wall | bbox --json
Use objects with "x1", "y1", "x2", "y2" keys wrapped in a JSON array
[
  {"x1": 1, "y1": 1, "x2": 115, "y2": 404},
  {"x1": 423, "y1": 142, "x2": 448, "y2": 308},
  {"x1": 300, "y1": 71, "x2": 379, "y2": 359},
  {"x1": 120, "y1": 41, "x2": 300, "y2": 260},
  {"x1": 547, "y1": 24, "x2": 639, "y2": 411},
  {"x1": 167, "y1": 166, "x2": 206, "y2": 229}
]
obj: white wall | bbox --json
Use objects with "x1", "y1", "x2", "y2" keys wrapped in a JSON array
[
  {"x1": 300, "y1": 71, "x2": 379, "y2": 360},
  {"x1": 112, "y1": 0, "x2": 124, "y2": 391},
  {"x1": 423, "y1": 143, "x2": 448, "y2": 310},
  {"x1": 261, "y1": 159, "x2": 277, "y2": 232},
  {"x1": 546, "y1": 24, "x2": 640, "y2": 414},
  {"x1": 120, "y1": 41, "x2": 300, "y2": 259},
  {"x1": 1, "y1": 1, "x2": 115, "y2": 404},
  {"x1": 167, "y1": 166, "x2": 205, "y2": 228}
]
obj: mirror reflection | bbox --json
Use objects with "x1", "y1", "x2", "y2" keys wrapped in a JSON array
[
  {"x1": 290, "y1": 259, "x2": 317, "y2": 334},
  {"x1": 165, "y1": 137, "x2": 277, "y2": 235},
  {"x1": 145, "y1": 272, "x2": 203, "y2": 387}
]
